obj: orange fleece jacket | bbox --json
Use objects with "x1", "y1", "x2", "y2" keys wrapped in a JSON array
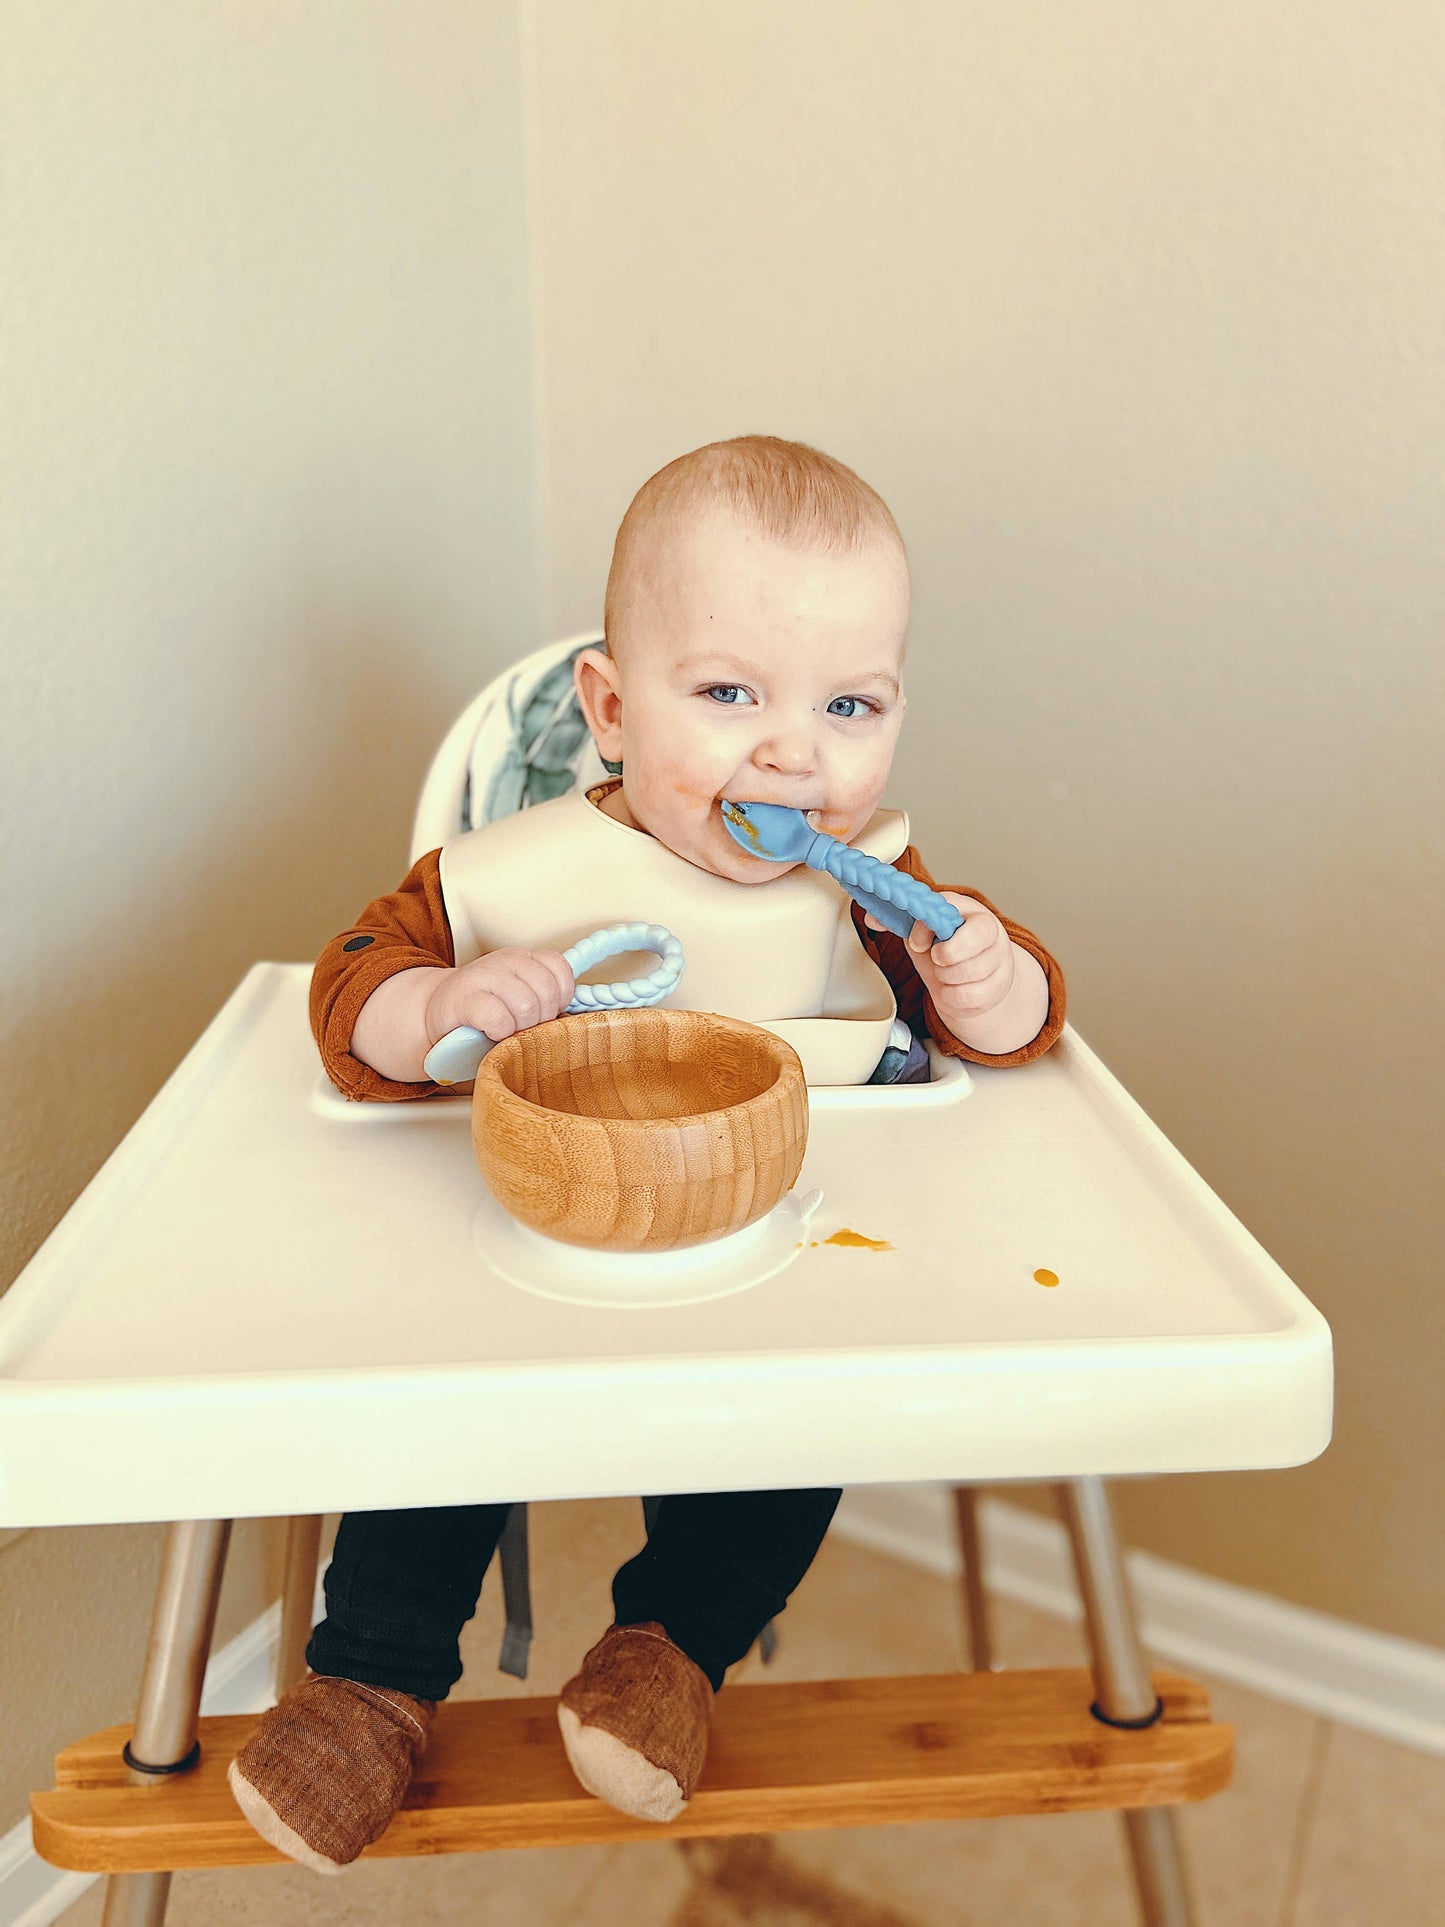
[{"x1": 311, "y1": 844, "x2": 1066, "y2": 1103}]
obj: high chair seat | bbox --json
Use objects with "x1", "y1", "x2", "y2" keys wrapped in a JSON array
[{"x1": 410, "y1": 632, "x2": 614, "y2": 863}]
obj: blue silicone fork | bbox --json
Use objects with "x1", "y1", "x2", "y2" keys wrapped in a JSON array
[
  {"x1": 422, "y1": 921, "x2": 685, "y2": 1085},
  {"x1": 721, "y1": 801, "x2": 964, "y2": 943}
]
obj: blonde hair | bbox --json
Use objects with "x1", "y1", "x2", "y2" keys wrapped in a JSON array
[{"x1": 604, "y1": 435, "x2": 904, "y2": 651}]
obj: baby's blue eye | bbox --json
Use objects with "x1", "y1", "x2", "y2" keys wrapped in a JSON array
[
  {"x1": 705, "y1": 684, "x2": 752, "y2": 705},
  {"x1": 827, "y1": 696, "x2": 872, "y2": 719}
]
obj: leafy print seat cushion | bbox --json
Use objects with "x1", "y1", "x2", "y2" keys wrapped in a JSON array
[{"x1": 460, "y1": 638, "x2": 618, "y2": 834}]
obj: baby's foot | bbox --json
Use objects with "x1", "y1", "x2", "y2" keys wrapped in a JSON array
[
  {"x1": 557, "y1": 1621, "x2": 713, "y2": 1822},
  {"x1": 227, "y1": 1671, "x2": 436, "y2": 1874}
]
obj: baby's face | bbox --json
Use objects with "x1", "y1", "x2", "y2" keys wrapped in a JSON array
[{"x1": 582, "y1": 512, "x2": 910, "y2": 882}]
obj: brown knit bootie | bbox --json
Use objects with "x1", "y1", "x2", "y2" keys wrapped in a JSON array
[
  {"x1": 557, "y1": 1621, "x2": 713, "y2": 1822},
  {"x1": 227, "y1": 1671, "x2": 436, "y2": 1874}
]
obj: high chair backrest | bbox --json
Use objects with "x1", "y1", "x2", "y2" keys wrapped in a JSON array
[{"x1": 409, "y1": 632, "x2": 616, "y2": 865}]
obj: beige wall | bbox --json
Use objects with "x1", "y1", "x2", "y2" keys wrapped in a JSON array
[
  {"x1": 525, "y1": 3, "x2": 1445, "y2": 1640},
  {"x1": 0, "y1": 1, "x2": 536, "y2": 1828}
]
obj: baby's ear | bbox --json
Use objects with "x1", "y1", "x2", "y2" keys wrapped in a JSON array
[{"x1": 574, "y1": 648, "x2": 624, "y2": 762}]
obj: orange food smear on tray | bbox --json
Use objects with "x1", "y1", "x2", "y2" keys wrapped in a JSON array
[{"x1": 824, "y1": 1228, "x2": 893, "y2": 1252}]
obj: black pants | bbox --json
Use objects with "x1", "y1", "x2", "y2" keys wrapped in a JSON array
[{"x1": 305, "y1": 1487, "x2": 841, "y2": 1699}]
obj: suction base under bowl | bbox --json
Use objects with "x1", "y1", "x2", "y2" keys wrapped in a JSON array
[{"x1": 472, "y1": 1186, "x2": 824, "y2": 1309}]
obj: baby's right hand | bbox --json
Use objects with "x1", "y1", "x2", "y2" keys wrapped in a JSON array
[{"x1": 424, "y1": 948, "x2": 576, "y2": 1048}]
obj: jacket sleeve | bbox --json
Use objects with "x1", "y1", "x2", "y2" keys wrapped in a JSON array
[
  {"x1": 309, "y1": 849, "x2": 458, "y2": 1102},
  {"x1": 850, "y1": 845, "x2": 1067, "y2": 1068}
]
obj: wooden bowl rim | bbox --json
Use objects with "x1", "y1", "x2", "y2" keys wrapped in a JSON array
[{"x1": 473, "y1": 1007, "x2": 806, "y2": 1137}]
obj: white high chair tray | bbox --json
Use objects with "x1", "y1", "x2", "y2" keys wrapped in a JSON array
[{"x1": 0, "y1": 965, "x2": 1331, "y2": 1527}]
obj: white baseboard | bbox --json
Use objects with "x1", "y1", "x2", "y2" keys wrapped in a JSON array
[
  {"x1": 0, "y1": 1572, "x2": 325, "y2": 1927},
  {"x1": 832, "y1": 1485, "x2": 1445, "y2": 1758}
]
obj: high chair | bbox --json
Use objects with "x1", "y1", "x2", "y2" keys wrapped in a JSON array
[{"x1": 9, "y1": 636, "x2": 1333, "y2": 1927}]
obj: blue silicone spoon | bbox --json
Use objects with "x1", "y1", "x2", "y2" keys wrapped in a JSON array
[
  {"x1": 423, "y1": 921, "x2": 685, "y2": 1085},
  {"x1": 721, "y1": 801, "x2": 964, "y2": 943}
]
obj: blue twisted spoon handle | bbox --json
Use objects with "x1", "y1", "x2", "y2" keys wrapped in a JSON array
[
  {"x1": 721, "y1": 801, "x2": 964, "y2": 943},
  {"x1": 423, "y1": 921, "x2": 685, "y2": 1085}
]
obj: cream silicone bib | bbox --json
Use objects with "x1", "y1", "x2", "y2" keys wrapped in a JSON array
[{"x1": 438, "y1": 785, "x2": 911, "y2": 1087}]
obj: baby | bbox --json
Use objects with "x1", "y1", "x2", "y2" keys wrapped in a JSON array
[{"x1": 229, "y1": 436, "x2": 1065, "y2": 1872}]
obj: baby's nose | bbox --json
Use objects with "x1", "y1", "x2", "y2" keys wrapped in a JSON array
[{"x1": 755, "y1": 721, "x2": 817, "y2": 774}]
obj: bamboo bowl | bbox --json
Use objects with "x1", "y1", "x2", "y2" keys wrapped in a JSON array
[{"x1": 472, "y1": 1007, "x2": 808, "y2": 1253}]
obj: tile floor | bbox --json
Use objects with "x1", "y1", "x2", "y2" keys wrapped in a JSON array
[{"x1": 57, "y1": 1499, "x2": 1445, "y2": 1925}]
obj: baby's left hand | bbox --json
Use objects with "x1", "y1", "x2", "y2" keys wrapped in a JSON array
[{"x1": 864, "y1": 893, "x2": 1015, "y2": 1023}]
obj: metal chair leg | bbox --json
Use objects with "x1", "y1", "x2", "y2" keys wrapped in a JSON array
[
  {"x1": 1056, "y1": 1480, "x2": 1196, "y2": 1927},
  {"x1": 950, "y1": 1485, "x2": 994, "y2": 1671},
  {"x1": 1121, "y1": 1809, "x2": 1197, "y2": 1925},
  {"x1": 275, "y1": 1514, "x2": 323, "y2": 1699},
  {"x1": 497, "y1": 1503, "x2": 533, "y2": 1678},
  {"x1": 99, "y1": 1870, "x2": 174, "y2": 1926},
  {"x1": 101, "y1": 1519, "x2": 233, "y2": 1927}
]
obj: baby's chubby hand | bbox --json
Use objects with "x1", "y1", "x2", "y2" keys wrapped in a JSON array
[
  {"x1": 424, "y1": 947, "x2": 576, "y2": 1048},
  {"x1": 863, "y1": 893, "x2": 1016, "y2": 1024}
]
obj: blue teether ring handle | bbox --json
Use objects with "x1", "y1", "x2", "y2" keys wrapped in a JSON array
[
  {"x1": 423, "y1": 921, "x2": 685, "y2": 1086},
  {"x1": 818, "y1": 843, "x2": 964, "y2": 943}
]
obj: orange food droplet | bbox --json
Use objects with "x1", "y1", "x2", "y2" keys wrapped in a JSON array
[
  {"x1": 824, "y1": 1228, "x2": 894, "y2": 1252},
  {"x1": 1033, "y1": 1268, "x2": 1059, "y2": 1288}
]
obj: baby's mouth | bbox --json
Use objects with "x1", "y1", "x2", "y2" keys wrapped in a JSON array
[
  {"x1": 717, "y1": 797, "x2": 827, "y2": 818},
  {"x1": 716, "y1": 799, "x2": 855, "y2": 872},
  {"x1": 722, "y1": 802, "x2": 850, "y2": 838},
  {"x1": 717, "y1": 798, "x2": 828, "y2": 842}
]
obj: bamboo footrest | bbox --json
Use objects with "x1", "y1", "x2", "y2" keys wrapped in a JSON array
[{"x1": 33, "y1": 1667, "x2": 1232, "y2": 1874}]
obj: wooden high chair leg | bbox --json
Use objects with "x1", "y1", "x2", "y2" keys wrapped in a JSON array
[
  {"x1": 275, "y1": 1515, "x2": 323, "y2": 1699},
  {"x1": 1057, "y1": 1480, "x2": 1196, "y2": 1927},
  {"x1": 101, "y1": 1519, "x2": 232, "y2": 1927},
  {"x1": 949, "y1": 1485, "x2": 994, "y2": 1671}
]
